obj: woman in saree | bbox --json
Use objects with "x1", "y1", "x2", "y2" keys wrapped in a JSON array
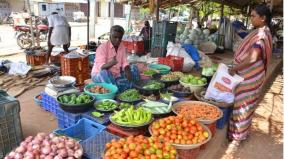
[{"x1": 228, "y1": 4, "x2": 272, "y2": 144}]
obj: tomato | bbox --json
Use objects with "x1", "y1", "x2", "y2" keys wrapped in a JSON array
[
  {"x1": 181, "y1": 121, "x2": 188, "y2": 128},
  {"x1": 129, "y1": 151, "x2": 138, "y2": 158},
  {"x1": 153, "y1": 122, "x2": 160, "y2": 129},
  {"x1": 129, "y1": 143, "x2": 136, "y2": 150},
  {"x1": 165, "y1": 119, "x2": 172, "y2": 125},
  {"x1": 163, "y1": 152, "x2": 170, "y2": 159},
  {"x1": 170, "y1": 134, "x2": 176, "y2": 140},
  {"x1": 150, "y1": 154, "x2": 158, "y2": 159},
  {"x1": 166, "y1": 124, "x2": 172, "y2": 130},
  {"x1": 153, "y1": 130, "x2": 160, "y2": 136},
  {"x1": 203, "y1": 131, "x2": 209, "y2": 138},
  {"x1": 144, "y1": 149, "x2": 151, "y2": 156},
  {"x1": 106, "y1": 143, "x2": 112, "y2": 149},
  {"x1": 135, "y1": 145, "x2": 143, "y2": 153},
  {"x1": 186, "y1": 140, "x2": 193, "y2": 144},
  {"x1": 190, "y1": 119, "x2": 196, "y2": 125},
  {"x1": 177, "y1": 134, "x2": 182, "y2": 140},
  {"x1": 159, "y1": 129, "x2": 166, "y2": 135},
  {"x1": 188, "y1": 134, "x2": 194, "y2": 140}
]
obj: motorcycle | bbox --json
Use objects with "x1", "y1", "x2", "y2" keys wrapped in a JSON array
[{"x1": 14, "y1": 23, "x2": 48, "y2": 49}]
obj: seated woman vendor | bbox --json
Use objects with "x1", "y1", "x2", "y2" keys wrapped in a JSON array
[{"x1": 91, "y1": 25, "x2": 139, "y2": 91}]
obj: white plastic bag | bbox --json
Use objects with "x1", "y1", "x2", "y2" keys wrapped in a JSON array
[
  {"x1": 166, "y1": 42, "x2": 195, "y2": 72},
  {"x1": 204, "y1": 63, "x2": 244, "y2": 103},
  {"x1": 8, "y1": 62, "x2": 32, "y2": 75}
]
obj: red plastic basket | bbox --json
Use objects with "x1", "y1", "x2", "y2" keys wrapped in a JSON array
[
  {"x1": 176, "y1": 147, "x2": 200, "y2": 159},
  {"x1": 122, "y1": 40, "x2": 145, "y2": 54},
  {"x1": 106, "y1": 124, "x2": 148, "y2": 138},
  {"x1": 158, "y1": 55, "x2": 184, "y2": 71}
]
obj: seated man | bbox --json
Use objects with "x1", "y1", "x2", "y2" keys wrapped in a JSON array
[{"x1": 91, "y1": 25, "x2": 140, "y2": 92}]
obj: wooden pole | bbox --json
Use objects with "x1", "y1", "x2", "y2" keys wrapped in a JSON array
[
  {"x1": 156, "y1": 0, "x2": 160, "y2": 21},
  {"x1": 26, "y1": 0, "x2": 35, "y2": 48},
  {"x1": 219, "y1": 0, "x2": 224, "y2": 28}
]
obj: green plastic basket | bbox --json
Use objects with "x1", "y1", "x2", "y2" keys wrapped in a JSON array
[
  {"x1": 148, "y1": 64, "x2": 171, "y2": 75},
  {"x1": 84, "y1": 83, "x2": 118, "y2": 100}
]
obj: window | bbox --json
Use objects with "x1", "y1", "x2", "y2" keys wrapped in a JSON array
[{"x1": 42, "y1": 4, "x2": 46, "y2": 11}]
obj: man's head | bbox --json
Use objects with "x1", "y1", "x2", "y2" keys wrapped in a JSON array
[
  {"x1": 110, "y1": 25, "x2": 124, "y2": 48},
  {"x1": 144, "y1": 21, "x2": 150, "y2": 28}
]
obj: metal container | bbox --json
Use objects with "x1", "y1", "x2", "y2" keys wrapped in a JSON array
[{"x1": 49, "y1": 76, "x2": 76, "y2": 88}]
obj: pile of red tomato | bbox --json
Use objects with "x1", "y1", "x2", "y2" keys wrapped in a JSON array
[
  {"x1": 104, "y1": 135, "x2": 177, "y2": 159},
  {"x1": 150, "y1": 116, "x2": 209, "y2": 145}
]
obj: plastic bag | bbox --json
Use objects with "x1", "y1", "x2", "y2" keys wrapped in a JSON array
[
  {"x1": 204, "y1": 63, "x2": 244, "y2": 103},
  {"x1": 8, "y1": 62, "x2": 32, "y2": 75},
  {"x1": 166, "y1": 42, "x2": 195, "y2": 72}
]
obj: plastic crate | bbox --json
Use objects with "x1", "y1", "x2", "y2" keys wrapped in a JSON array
[
  {"x1": 217, "y1": 107, "x2": 232, "y2": 129},
  {"x1": 41, "y1": 92, "x2": 59, "y2": 115},
  {"x1": 81, "y1": 131, "x2": 120, "y2": 159},
  {"x1": 53, "y1": 118, "x2": 106, "y2": 143},
  {"x1": 158, "y1": 55, "x2": 184, "y2": 71},
  {"x1": 82, "y1": 110, "x2": 110, "y2": 125},
  {"x1": 0, "y1": 90, "x2": 23, "y2": 158},
  {"x1": 176, "y1": 147, "x2": 200, "y2": 159},
  {"x1": 152, "y1": 21, "x2": 177, "y2": 36},
  {"x1": 55, "y1": 107, "x2": 82, "y2": 129},
  {"x1": 107, "y1": 124, "x2": 148, "y2": 138}
]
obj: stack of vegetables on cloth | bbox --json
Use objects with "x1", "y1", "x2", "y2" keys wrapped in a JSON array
[{"x1": 91, "y1": 25, "x2": 140, "y2": 92}]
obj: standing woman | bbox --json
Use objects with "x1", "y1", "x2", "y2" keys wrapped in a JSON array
[
  {"x1": 139, "y1": 21, "x2": 152, "y2": 53},
  {"x1": 228, "y1": 4, "x2": 272, "y2": 143}
]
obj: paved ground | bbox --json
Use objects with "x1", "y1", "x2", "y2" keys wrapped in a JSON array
[{"x1": 0, "y1": 18, "x2": 127, "y2": 56}]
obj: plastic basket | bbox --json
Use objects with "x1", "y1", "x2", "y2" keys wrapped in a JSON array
[
  {"x1": 0, "y1": 90, "x2": 23, "y2": 158},
  {"x1": 55, "y1": 107, "x2": 82, "y2": 129},
  {"x1": 106, "y1": 124, "x2": 148, "y2": 138},
  {"x1": 158, "y1": 55, "x2": 184, "y2": 71},
  {"x1": 82, "y1": 110, "x2": 111, "y2": 125},
  {"x1": 34, "y1": 94, "x2": 42, "y2": 106},
  {"x1": 84, "y1": 83, "x2": 118, "y2": 100},
  {"x1": 81, "y1": 131, "x2": 120, "y2": 159},
  {"x1": 176, "y1": 147, "x2": 200, "y2": 159},
  {"x1": 217, "y1": 107, "x2": 232, "y2": 129},
  {"x1": 53, "y1": 118, "x2": 106, "y2": 143},
  {"x1": 41, "y1": 92, "x2": 59, "y2": 115}
]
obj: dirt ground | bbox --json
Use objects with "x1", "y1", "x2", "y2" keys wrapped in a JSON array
[{"x1": 1, "y1": 53, "x2": 283, "y2": 159}]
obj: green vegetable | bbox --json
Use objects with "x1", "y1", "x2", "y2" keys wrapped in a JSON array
[
  {"x1": 143, "y1": 69, "x2": 157, "y2": 76},
  {"x1": 91, "y1": 111, "x2": 104, "y2": 118},
  {"x1": 59, "y1": 93, "x2": 92, "y2": 104},
  {"x1": 119, "y1": 102, "x2": 133, "y2": 109},
  {"x1": 96, "y1": 100, "x2": 117, "y2": 111},
  {"x1": 111, "y1": 106, "x2": 152, "y2": 126},
  {"x1": 143, "y1": 81, "x2": 164, "y2": 89},
  {"x1": 140, "y1": 99, "x2": 171, "y2": 114},
  {"x1": 119, "y1": 89, "x2": 141, "y2": 102}
]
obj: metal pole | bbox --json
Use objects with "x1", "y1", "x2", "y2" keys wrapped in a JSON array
[
  {"x1": 110, "y1": 0, "x2": 114, "y2": 27},
  {"x1": 90, "y1": 0, "x2": 96, "y2": 39},
  {"x1": 87, "y1": 0, "x2": 90, "y2": 49}
]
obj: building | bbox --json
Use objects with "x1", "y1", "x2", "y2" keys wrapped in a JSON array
[{"x1": 1, "y1": 0, "x2": 127, "y2": 21}]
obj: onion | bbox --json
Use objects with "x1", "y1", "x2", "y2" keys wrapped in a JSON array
[
  {"x1": 14, "y1": 153, "x2": 23, "y2": 159},
  {"x1": 27, "y1": 145, "x2": 33, "y2": 152},
  {"x1": 20, "y1": 141, "x2": 28, "y2": 147},
  {"x1": 45, "y1": 155, "x2": 54, "y2": 159},
  {"x1": 32, "y1": 139, "x2": 40, "y2": 145},
  {"x1": 51, "y1": 144, "x2": 58, "y2": 152},
  {"x1": 57, "y1": 143, "x2": 65, "y2": 149},
  {"x1": 32, "y1": 144, "x2": 40, "y2": 150},
  {"x1": 39, "y1": 154, "x2": 46, "y2": 159},
  {"x1": 51, "y1": 137, "x2": 60, "y2": 144},
  {"x1": 16, "y1": 146, "x2": 26, "y2": 153},
  {"x1": 74, "y1": 149, "x2": 83, "y2": 158},
  {"x1": 49, "y1": 133, "x2": 55, "y2": 139},
  {"x1": 4, "y1": 156, "x2": 12, "y2": 159},
  {"x1": 41, "y1": 146, "x2": 51, "y2": 155},
  {"x1": 32, "y1": 149, "x2": 40, "y2": 156},
  {"x1": 24, "y1": 151, "x2": 34, "y2": 159},
  {"x1": 67, "y1": 149, "x2": 74, "y2": 157},
  {"x1": 57, "y1": 149, "x2": 68, "y2": 158},
  {"x1": 67, "y1": 157, "x2": 75, "y2": 159},
  {"x1": 42, "y1": 139, "x2": 51, "y2": 146},
  {"x1": 25, "y1": 136, "x2": 33, "y2": 142},
  {"x1": 8, "y1": 151, "x2": 16, "y2": 157},
  {"x1": 66, "y1": 140, "x2": 75, "y2": 148},
  {"x1": 54, "y1": 155, "x2": 63, "y2": 159}
]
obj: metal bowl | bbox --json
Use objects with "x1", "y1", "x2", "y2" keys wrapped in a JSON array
[
  {"x1": 94, "y1": 99, "x2": 118, "y2": 112},
  {"x1": 109, "y1": 113, "x2": 154, "y2": 128},
  {"x1": 133, "y1": 80, "x2": 165, "y2": 96},
  {"x1": 49, "y1": 76, "x2": 76, "y2": 88},
  {"x1": 172, "y1": 101, "x2": 223, "y2": 124}
]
